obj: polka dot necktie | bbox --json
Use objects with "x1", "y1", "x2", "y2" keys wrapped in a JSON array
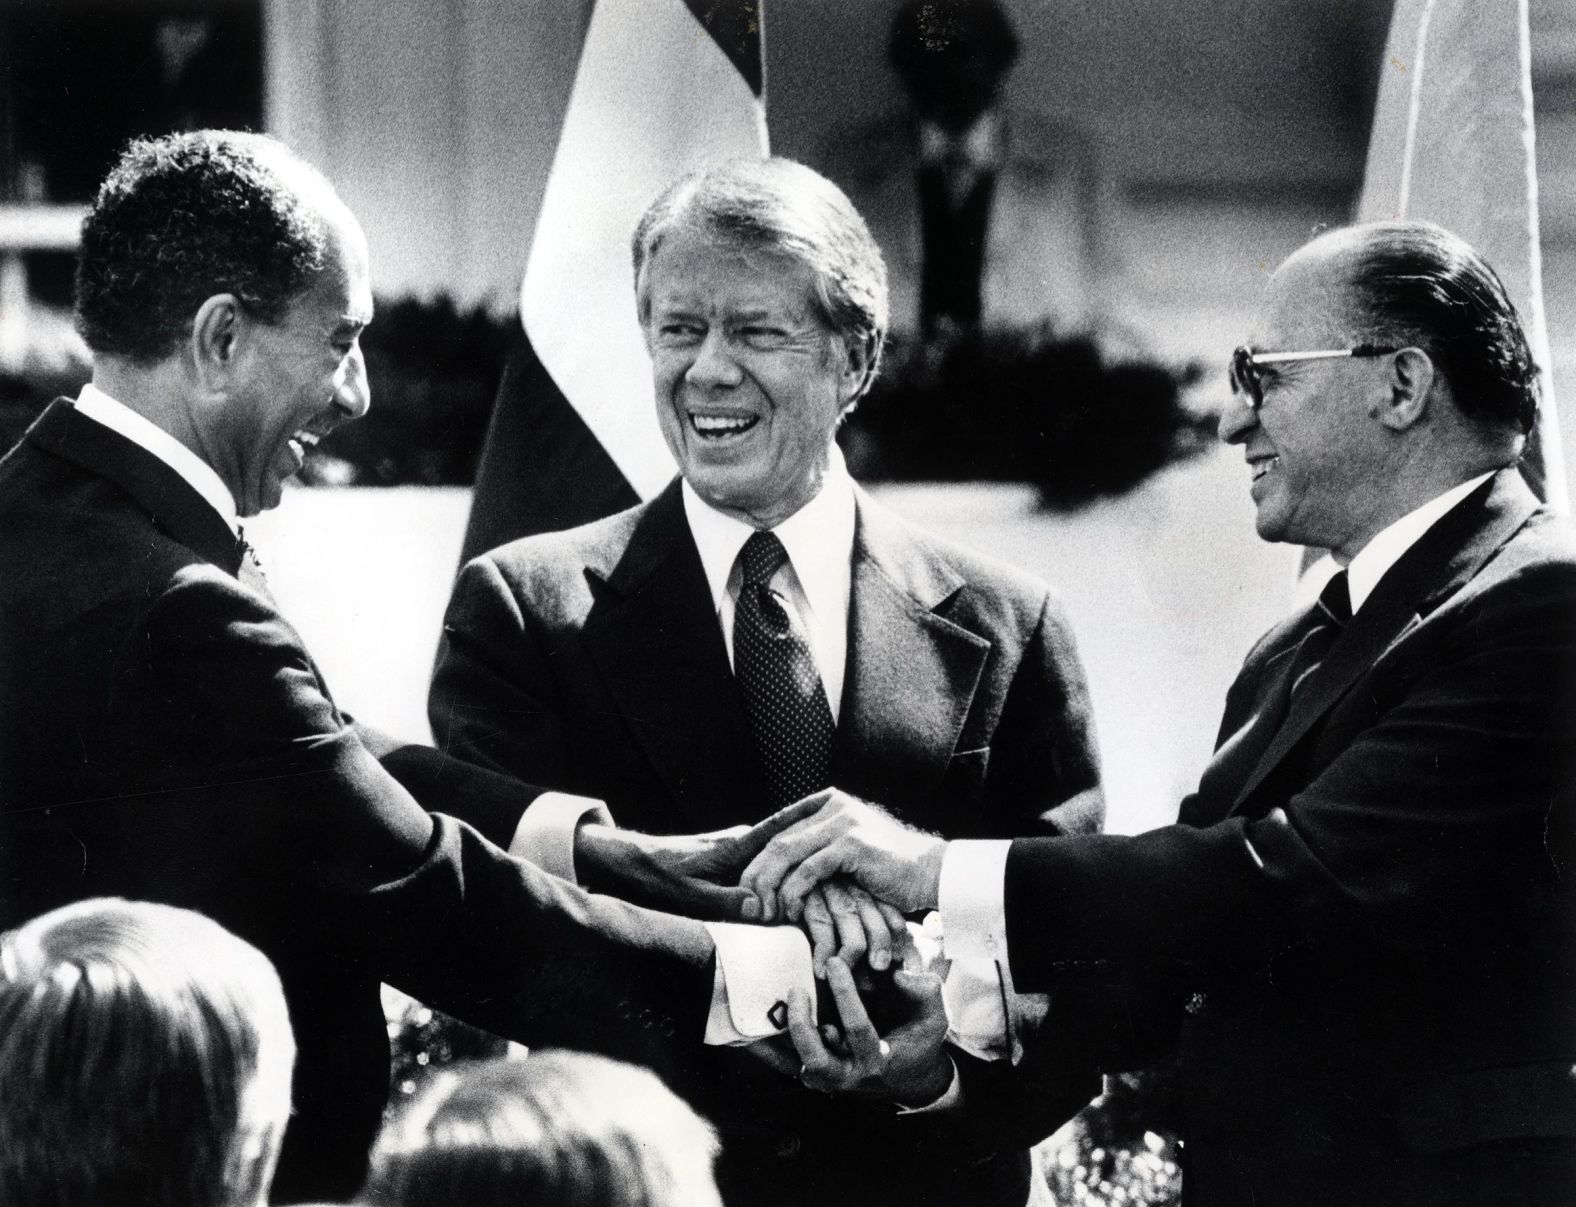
[{"x1": 732, "y1": 531, "x2": 836, "y2": 812}]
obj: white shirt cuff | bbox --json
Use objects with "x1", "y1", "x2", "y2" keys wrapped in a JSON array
[
  {"x1": 701, "y1": 923, "x2": 815, "y2": 1044},
  {"x1": 938, "y1": 839, "x2": 1012, "y2": 965},
  {"x1": 508, "y1": 791, "x2": 612, "y2": 883},
  {"x1": 908, "y1": 912, "x2": 1011, "y2": 1062}
]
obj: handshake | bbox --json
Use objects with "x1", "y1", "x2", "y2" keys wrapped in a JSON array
[{"x1": 573, "y1": 789, "x2": 960, "y2": 1105}]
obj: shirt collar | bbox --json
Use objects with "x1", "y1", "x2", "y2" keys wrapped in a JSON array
[
  {"x1": 682, "y1": 447, "x2": 857, "y2": 621},
  {"x1": 74, "y1": 383, "x2": 241, "y2": 537},
  {"x1": 1345, "y1": 471, "x2": 1494, "y2": 612}
]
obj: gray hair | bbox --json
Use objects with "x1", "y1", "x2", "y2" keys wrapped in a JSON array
[{"x1": 632, "y1": 157, "x2": 888, "y2": 391}]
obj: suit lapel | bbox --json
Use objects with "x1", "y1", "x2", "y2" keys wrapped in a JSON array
[
  {"x1": 27, "y1": 398, "x2": 243, "y2": 575},
  {"x1": 1230, "y1": 470, "x2": 1540, "y2": 813},
  {"x1": 830, "y1": 492, "x2": 991, "y2": 809},
  {"x1": 581, "y1": 483, "x2": 765, "y2": 831}
]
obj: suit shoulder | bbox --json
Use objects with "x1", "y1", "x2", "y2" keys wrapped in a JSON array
[
  {"x1": 468, "y1": 500, "x2": 650, "y2": 580},
  {"x1": 858, "y1": 494, "x2": 1061, "y2": 635}
]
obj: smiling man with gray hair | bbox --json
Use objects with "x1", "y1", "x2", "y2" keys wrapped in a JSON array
[{"x1": 431, "y1": 156, "x2": 1105, "y2": 1207}]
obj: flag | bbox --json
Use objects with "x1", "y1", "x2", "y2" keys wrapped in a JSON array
[
  {"x1": 461, "y1": 0, "x2": 769, "y2": 562},
  {"x1": 1357, "y1": 0, "x2": 1566, "y2": 508}
]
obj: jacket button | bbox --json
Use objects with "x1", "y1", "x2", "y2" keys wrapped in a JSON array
[
  {"x1": 1184, "y1": 992, "x2": 1207, "y2": 1015},
  {"x1": 774, "y1": 1133, "x2": 802, "y2": 1159}
]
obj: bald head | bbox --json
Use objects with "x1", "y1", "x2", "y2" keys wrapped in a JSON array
[
  {"x1": 1221, "y1": 222, "x2": 1530, "y2": 560},
  {"x1": 1277, "y1": 221, "x2": 1537, "y2": 443}
]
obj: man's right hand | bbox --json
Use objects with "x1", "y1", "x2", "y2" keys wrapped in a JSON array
[
  {"x1": 740, "y1": 789, "x2": 949, "y2": 922},
  {"x1": 574, "y1": 798, "x2": 822, "y2": 921}
]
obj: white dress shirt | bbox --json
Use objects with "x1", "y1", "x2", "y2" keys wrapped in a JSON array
[
  {"x1": 682, "y1": 449, "x2": 856, "y2": 720},
  {"x1": 937, "y1": 471, "x2": 1505, "y2": 969},
  {"x1": 515, "y1": 452, "x2": 1015, "y2": 1064}
]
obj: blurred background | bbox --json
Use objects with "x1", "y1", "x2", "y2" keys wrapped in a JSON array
[{"x1": 2, "y1": 0, "x2": 1573, "y2": 836}]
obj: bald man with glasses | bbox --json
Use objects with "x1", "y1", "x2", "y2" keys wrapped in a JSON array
[{"x1": 745, "y1": 220, "x2": 1576, "y2": 1207}]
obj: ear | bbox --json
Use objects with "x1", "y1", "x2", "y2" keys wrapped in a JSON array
[
  {"x1": 190, "y1": 294, "x2": 245, "y2": 393},
  {"x1": 836, "y1": 333, "x2": 879, "y2": 410},
  {"x1": 1376, "y1": 346, "x2": 1436, "y2": 433}
]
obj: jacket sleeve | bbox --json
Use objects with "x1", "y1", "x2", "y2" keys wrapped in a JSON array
[
  {"x1": 129, "y1": 566, "x2": 717, "y2": 1062},
  {"x1": 1001, "y1": 557, "x2": 1576, "y2": 990}
]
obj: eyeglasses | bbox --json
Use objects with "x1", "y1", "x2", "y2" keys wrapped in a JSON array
[{"x1": 1229, "y1": 344, "x2": 1397, "y2": 410}]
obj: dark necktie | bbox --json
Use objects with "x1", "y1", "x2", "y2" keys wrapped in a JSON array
[
  {"x1": 236, "y1": 526, "x2": 273, "y2": 600},
  {"x1": 1286, "y1": 570, "x2": 1352, "y2": 701},
  {"x1": 732, "y1": 531, "x2": 836, "y2": 811},
  {"x1": 1192, "y1": 570, "x2": 1351, "y2": 813}
]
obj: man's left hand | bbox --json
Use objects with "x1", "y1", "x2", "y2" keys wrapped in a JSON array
[{"x1": 754, "y1": 955, "x2": 953, "y2": 1107}]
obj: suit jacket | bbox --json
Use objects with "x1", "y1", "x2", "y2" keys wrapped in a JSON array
[
  {"x1": 0, "y1": 401, "x2": 717, "y2": 1204},
  {"x1": 430, "y1": 479, "x2": 1104, "y2": 1207},
  {"x1": 999, "y1": 470, "x2": 1576, "y2": 1206}
]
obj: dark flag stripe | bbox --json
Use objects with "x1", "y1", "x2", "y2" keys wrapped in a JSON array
[
  {"x1": 460, "y1": 327, "x2": 639, "y2": 563},
  {"x1": 682, "y1": 0, "x2": 764, "y2": 96}
]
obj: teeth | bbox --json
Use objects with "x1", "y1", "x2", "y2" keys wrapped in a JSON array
[
  {"x1": 691, "y1": 414, "x2": 756, "y2": 436},
  {"x1": 1251, "y1": 456, "x2": 1279, "y2": 481},
  {"x1": 294, "y1": 430, "x2": 321, "y2": 448}
]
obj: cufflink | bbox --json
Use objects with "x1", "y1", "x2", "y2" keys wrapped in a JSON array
[{"x1": 768, "y1": 1000, "x2": 789, "y2": 1030}]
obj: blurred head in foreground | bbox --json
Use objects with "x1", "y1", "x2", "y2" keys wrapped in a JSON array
[
  {"x1": 0, "y1": 898, "x2": 295, "y2": 1207},
  {"x1": 362, "y1": 1051, "x2": 722, "y2": 1207}
]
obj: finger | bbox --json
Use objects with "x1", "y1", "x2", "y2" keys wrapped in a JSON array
[
  {"x1": 677, "y1": 882, "x2": 771, "y2": 923},
  {"x1": 824, "y1": 957, "x2": 883, "y2": 1068},
  {"x1": 777, "y1": 845, "x2": 856, "y2": 920},
  {"x1": 821, "y1": 881, "x2": 868, "y2": 971},
  {"x1": 877, "y1": 901, "x2": 919, "y2": 968},
  {"x1": 847, "y1": 884, "x2": 893, "y2": 971},
  {"x1": 784, "y1": 988, "x2": 843, "y2": 1090},
  {"x1": 876, "y1": 898, "x2": 907, "y2": 937},
  {"x1": 802, "y1": 888, "x2": 837, "y2": 978},
  {"x1": 739, "y1": 815, "x2": 836, "y2": 920}
]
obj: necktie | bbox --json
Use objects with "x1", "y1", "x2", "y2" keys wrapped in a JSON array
[
  {"x1": 732, "y1": 531, "x2": 836, "y2": 811},
  {"x1": 1191, "y1": 570, "x2": 1351, "y2": 814},
  {"x1": 1286, "y1": 570, "x2": 1351, "y2": 700},
  {"x1": 236, "y1": 526, "x2": 272, "y2": 599}
]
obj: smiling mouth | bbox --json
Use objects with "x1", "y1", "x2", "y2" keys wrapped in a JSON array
[
  {"x1": 689, "y1": 413, "x2": 759, "y2": 440},
  {"x1": 1250, "y1": 455, "x2": 1280, "y2": 482}
]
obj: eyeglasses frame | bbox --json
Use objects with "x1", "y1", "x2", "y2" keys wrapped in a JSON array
[{"x1": 1230, "y1": 344, "x2": 1398, "y2": 410}]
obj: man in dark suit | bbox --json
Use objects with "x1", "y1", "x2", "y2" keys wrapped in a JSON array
[
  {"x1": 430, "y1": 157, "x2": 1104, "y2": 1207},
  {"x1": 743, "y1": 220, "x2": 1576, "y2": 1206},
  {"x1": 0, "y1": 131, "x2": 824, "y2": 1205}
]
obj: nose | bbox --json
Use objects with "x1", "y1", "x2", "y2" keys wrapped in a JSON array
[
  {"x1": 335, "y1": 345, "x2": 371, "y2": 420},
  {"x1": 685, "y1": 330, "x2": 743, "y2": 390},
  {"x1": 1217, "y1": 388, "x2": 1257, "y2": 446}
]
